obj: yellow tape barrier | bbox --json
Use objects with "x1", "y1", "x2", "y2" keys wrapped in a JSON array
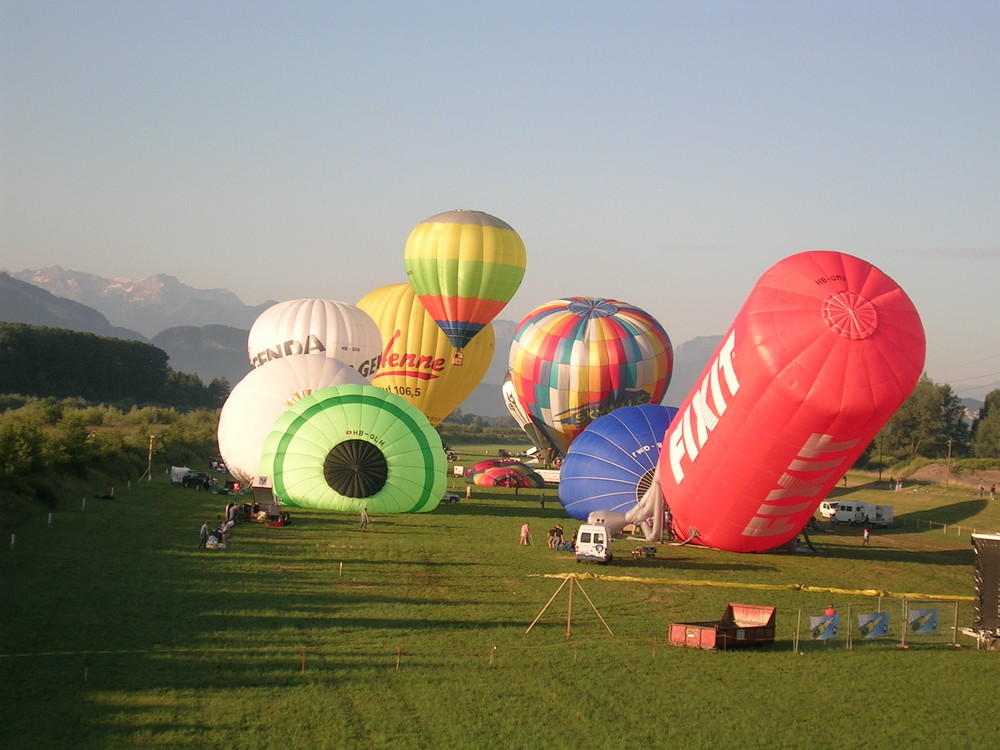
[{"x1": 537, "y1": 572, "x2": 974, "y2": 602}]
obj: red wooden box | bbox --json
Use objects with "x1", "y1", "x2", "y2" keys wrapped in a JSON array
[{"x1": 669, "y1": 603, "x2": 776, "y2": 650}]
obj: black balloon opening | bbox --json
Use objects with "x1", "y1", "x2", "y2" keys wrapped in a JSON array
[
  {"x1": 635, "y1": 467, "x2": 656, "y2": 502},
  {"x1": 323, "y1": 439, "x2": 388, "y2": 498}
]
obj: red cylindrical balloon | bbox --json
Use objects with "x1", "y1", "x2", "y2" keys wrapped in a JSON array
[{"x1": 658, "y1": 251, "x2": 925, "y2": 552}]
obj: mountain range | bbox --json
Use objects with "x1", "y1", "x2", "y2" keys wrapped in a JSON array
[{"x1": 2, "y1": 266, "x2": 718, "y2": 416}]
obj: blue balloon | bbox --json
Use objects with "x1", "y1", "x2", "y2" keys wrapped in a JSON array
[{"x1": 558, "y1": 404, "x2": 679, "y2": 521}]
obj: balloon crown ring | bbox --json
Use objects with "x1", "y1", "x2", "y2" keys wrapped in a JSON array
[
  {"x1": 822, "y1": 292, "x2": 878, "y2": 340},
  {"x1": 568, "y1": 298, "x2": 620, "y2": 318}
]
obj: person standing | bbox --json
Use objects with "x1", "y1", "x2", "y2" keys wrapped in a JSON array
[
  {"x1": 546, "y1": 526, "x2": 562, "y2": 548},
  {"x1": 520, "y1": 523, "x2": 531, "y2": 546},
  {"x1": 199, "y1": 520, "x2": 210, "y2": 548},
  {"x1": 359, "y1": 507, "x2": 370, "y2": 531},
  {"x1": 465, "y1": 484, "x2": 472, "y2": 501},
  {"x1": 992, "y1": 485, "x2": 997, "y2": 502},
  {"x1": 862, "y1": 526, "x2": 870, "y2": 546}
]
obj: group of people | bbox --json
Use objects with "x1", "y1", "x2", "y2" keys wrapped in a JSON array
[
  {"x1": 518, "y1": 522, "x2": 575, "y2": 551},
  {"x1": 199, "y1": 518, "x2": 235, "y2": 549},
  {"x1": 977, "y1": 482, "x2": 997, "y2": 501}
]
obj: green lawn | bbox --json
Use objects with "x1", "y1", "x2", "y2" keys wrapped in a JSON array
[{"x1": 2, "y1": 463, "x2": 999, "y2": 749}]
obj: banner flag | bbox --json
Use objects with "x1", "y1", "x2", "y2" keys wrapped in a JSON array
[
  {"x1": 857, "y1": 611, "x2": 890, "y2": 639},
  {"x1": 907, "y1": 608, "x2": 939, "y2": 634},
  {"x1": 809, "y1": 614, "x2": 839, "y2": 640}
]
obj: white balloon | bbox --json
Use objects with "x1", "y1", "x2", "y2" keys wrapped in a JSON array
[
  {"x1": 218, "y1": 356, "x2": 367, "y2": 485},
  {"x1": 247, "y1": 299, "x2": 383, "y2": 379}
]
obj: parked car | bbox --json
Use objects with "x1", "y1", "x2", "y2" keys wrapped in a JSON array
[
  {"x1": 818, "y1": 501, "x2": 839, "y2": 519},
  {"x1": 181, "y1": 471, "x2": 211, "y2": 490},
  {"x1": 440, "y1": 492, "x2": 461, "y2": 504}
]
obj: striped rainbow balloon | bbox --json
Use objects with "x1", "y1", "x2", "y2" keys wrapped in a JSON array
[
  {"x1": 508, "y1": 297, "x2": 673, "y2": 457},
  {"x1": 404, "y1": 209, "x2": 526, "y2": 352}
]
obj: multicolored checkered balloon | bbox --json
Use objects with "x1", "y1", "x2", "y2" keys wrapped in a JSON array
[{"x1": 508, "y1": 297, "x2": 673, "y2": 456}]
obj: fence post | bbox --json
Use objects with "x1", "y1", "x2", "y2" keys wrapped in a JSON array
[
  {"x1": 846, "y1": 603, "x2": 853, "y2": 650},
  {"x1": 900, "y1": 599, "x2": 908, "y2": 648},
  {"x1": 794, "y1": 609, "x2": 801, "y2": 654}
]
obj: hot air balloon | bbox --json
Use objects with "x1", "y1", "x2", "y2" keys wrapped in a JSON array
[
  {"x1": 404, "y1": 209, "x2": 525, "y2": 363},
  {"x1": 501, "y1": 373, "x2": 560, "y2": 463},
  {"x1": 508, "y1": 297, "x2": 673, "y2": 457},
  {"x1": 247, "y1": 299, "x2": 383, "y2": 379},
  {"x1": 217, "y1": 356, "x2": 367, "y2": 486},
  {"x1": 465, "y1": 459, "x2": 545, "y2": 489},
  {"x1": 259, "y1": 384, "x2": 447, "y2": 513},
  {"x1": 658, "y1": 251, "x2": 925, "y2": 553},
  {"x1": 356, "y1": 283, "x2": 494, "y2": 427},
  {"x1": 558, "y1": 404, "x2": 679, "y2": 522}
]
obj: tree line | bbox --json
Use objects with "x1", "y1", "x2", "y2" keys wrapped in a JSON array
[
  {"x1": 876, "y1": 374, "x2": 999, "y2": 463},
  {"x1": 2, "y1": 331, "x2": 1000, "y2": 519},
  {"x1": 0, "y1": 323, "x2": 230, "y2": 409}
]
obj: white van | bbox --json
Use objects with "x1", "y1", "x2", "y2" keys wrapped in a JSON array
[
  {"x1": 575, "y1": 523, "x2": 612, "y2": 564},
  {"x1": 818, "y1": 501, "x2": 839, "y2": 519},
  {"x1": 833, "y1": 502, "x2": 894, "y2": 527},
  {"x1": 834, "y1": 502, "x2": 868, "y2": 525}
]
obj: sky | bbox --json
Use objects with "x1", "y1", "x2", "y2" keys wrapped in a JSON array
[{"x1": 2, "y1": 1, "x2": 998, "y2": 399}]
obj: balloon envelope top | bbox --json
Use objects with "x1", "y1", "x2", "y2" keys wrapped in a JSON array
[
  {"x1": 404, "y1": 209, "x2": 526, "y2": 350},
  {"x1": 508, "y1": 296, "x2": 673, "y2": 456},
  {"x1": 247, "y1": 298, "x2": 383, "y2": 379}
]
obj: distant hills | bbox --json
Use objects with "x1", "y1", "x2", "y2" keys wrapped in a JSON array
[
  {"x1": 3, "y1": 266, "x2": 723, "y2": 416},
  {"x1": 10, "y1": 265, "x2": 274, "y2": 337},
  {"x1": 0, "y1": 271, "x2": 146, "y2": 341}
]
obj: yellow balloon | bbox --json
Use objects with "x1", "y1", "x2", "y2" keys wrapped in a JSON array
[{"x1": 356, "y1": 284, "x2": 494, "y2": 427}]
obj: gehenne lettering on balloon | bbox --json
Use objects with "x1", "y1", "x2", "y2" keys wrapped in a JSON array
[
  {"x1": 375, "y1": 329, "x2": 446, "y2": 380},
  {"x1": 668, "y1": 331, "x2": 738, "y2": 483}
]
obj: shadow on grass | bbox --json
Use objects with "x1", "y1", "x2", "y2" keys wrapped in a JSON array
[
  {"x1": 814, "y1": 498, "x2": 990, "y2": 538},
  {"x1": 607, "y1": 555, "x2": 780, "y2": 574},
  {"x1": 434, "y1": 501, "x2": 568, "y2": 520},
  {"x1": 895, "y1": 499, "x2": 989, "y2": 526},
  {"x1": 801, "y1": 541, "x2": 974, "y2": 566}
]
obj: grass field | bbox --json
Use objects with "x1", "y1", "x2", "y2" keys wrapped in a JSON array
[{"x1": 3, "y1": 445, "x2": 1000, "y2": 749}]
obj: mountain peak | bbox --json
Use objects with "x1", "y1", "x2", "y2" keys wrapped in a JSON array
[{"x1": 10, "y1": 266, "x2": 275, "y2": 337}]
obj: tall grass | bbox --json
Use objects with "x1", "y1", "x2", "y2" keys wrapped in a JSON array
[{"x1": 2, "y1": 456, "x2": 999, "y2": 749}]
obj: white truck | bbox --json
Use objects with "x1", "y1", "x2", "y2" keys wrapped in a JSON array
[
  {"x1": 818, "y1": 501, "x2": 839, "y2": 519},
  {"x1": 575, "y1": 523, "x2": 613, "y2": 564},
  {"x1": 834, "y1": 501, "x2": 893, "y2": 527}
]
